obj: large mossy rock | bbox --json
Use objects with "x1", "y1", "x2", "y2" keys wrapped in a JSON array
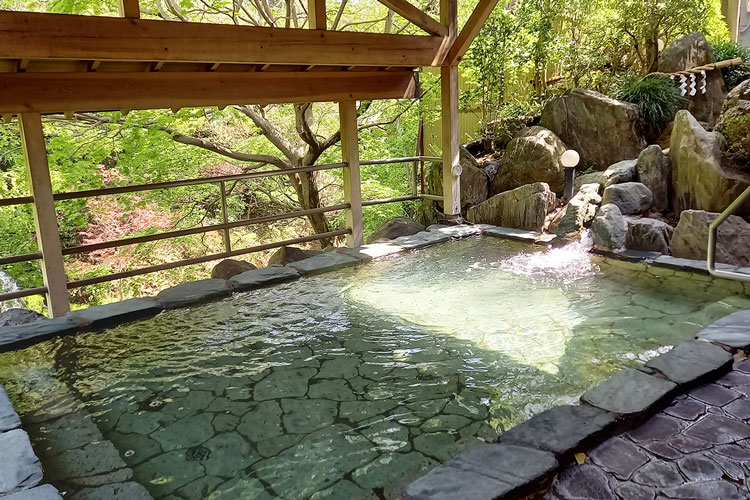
[
  {"x1": 625, "y1": 218, "x2": 674, "y2": 254},
  {"x1": 540, "y1": 88, "x2": 647, "y2": 169},
  {"x1": 555, "y1": 183, "x2": 602, "y2": 239},
  {"x1": 659, "y1": 33, "x2": 726, "y2": 125},
  {"x1": 669, "y1": 110, "x2": 750, "y2": 214},
  {"x1": 428, "y1": 147, "x2": 488, "y2": 208},
  {"x1": 466, "y1": 182, "x2": 556, "y2": 232},
  {"x1": 670, "y1": 209, "x2": 750, "y2": 266},
  {"x1": 591, "y1": 204, "x2": 627, "y2": 250},
  {"x1": 366, "y1": 217, "x2": 425, "y2": 243},
  {"x1": 717, "y1": 78, "x2": 750, "y2": 131},
  {"x1": 636, "y1": 145, "x2": 671, "y2": 212},
  {"x1": 491, "y1": 126, "x2": 566, "y2": 196}
]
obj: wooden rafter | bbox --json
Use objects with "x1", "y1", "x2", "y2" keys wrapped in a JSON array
[
  {"x1": 0, "y1": 11, "x2": 446, "y2": 68},
  {"x1": 444, "y1": 0, "x2": 499, "y2": 65},
  {"x1": 375, "y1": 0, "x2": 447, "y2": 36},
  {"x1": 0, "y1": 71, "x2": 419, "y2": 114}
]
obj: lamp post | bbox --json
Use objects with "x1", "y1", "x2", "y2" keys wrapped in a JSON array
[{"x1": 561, "y1": 149, "x2": 580, "y2": 200}]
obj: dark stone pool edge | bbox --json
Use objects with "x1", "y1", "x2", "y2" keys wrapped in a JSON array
[
  {"x1": 0, "y1": 385, "x2": 62, "y2": 499},
  {"x1": 399, "y1": 322, "x2": 750, "y2": 500}
]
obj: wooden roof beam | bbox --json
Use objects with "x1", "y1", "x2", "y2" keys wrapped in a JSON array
[
  {"x1": 443, "y1": 0, "x2": 499, "y2": 65},
  {"x1": 376, "y1": 0, "x2": 447, "y2": 37},
  {"x1": 0, "y1": 11, "x2": 446, "y2": 68},
  {"x1": 0, "y1": 70, "x2": 419, "y2": 114}
]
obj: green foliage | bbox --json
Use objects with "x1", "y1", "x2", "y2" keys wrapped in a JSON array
[
  {"x1": 712, "y1": 40, "x2": 750, "y2": 89},
  {"x1": 723, "y1": 115, "x2": 750, "y2": 167},
  {"x1": 616, "y1": 75, "x2": 686, "y2": 134}
]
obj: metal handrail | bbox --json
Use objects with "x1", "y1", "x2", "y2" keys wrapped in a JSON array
[{"x1": 707, "y1": 185, "x2": 750, "y2": 281}]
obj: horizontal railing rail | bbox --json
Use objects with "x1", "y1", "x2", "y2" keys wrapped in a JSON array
[
  {"x1": 707, "y1": 185, "x2": 750, "y2": 282},
  {"x1": 0, "y1": 155, "x2": 442, "y2": 304}
]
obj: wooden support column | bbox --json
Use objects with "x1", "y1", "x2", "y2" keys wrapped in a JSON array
[
  {"x1": 20, "y1": 114, "x2": 70, "y2": 317},
  {"x1": 118, "y1": 0, "x2": 140, "y2": 18},
  {"x1": 440, "y1": 0, "x2": 460, "y2": 216},
  {"x1": 339, "y1": 101, "x2": 364, "y2": 247},
  {"x1": 308, "y1": 0, "x2": 327, "y2": 29}
]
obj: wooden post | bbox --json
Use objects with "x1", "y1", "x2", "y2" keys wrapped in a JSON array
[
  {"x1": 20, "y1": 114, "x2": 70, "y2": 317},
  {"x1": 339, "y1": 101, "x2": 364, "y2": 247},
  {"x1": 440, "y1": 0, "x2": 460, "y2": 216},
  {"x1": 118, "y1": 0, "x2": 140, "y2": 18},
  {"x1": 308, "y1": 0, "x2": 327, "y2": 29}
]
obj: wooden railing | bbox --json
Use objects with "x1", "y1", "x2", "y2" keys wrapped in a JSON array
[{"x1": 0, "y1": 156, "x2": 441, "y2": 305}]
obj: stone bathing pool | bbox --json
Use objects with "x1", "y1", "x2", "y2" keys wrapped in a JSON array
[{"x1": 1, "y1": 235, "x2": 749, "y2": 500}]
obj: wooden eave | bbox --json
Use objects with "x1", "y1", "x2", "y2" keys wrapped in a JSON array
[{"x1": 0, "y1": 10, "x2": 441, "y2": 114}]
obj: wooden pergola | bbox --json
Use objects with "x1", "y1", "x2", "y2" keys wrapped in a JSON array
[{"x1": 0, "y1": 0, "x2": 497, "y2": 316}]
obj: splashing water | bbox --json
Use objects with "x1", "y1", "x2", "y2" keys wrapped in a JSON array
[
  {"x1": 493, "y1": 230, "x2": 597, "y2": 284},
  {"x1": 0, "y1": 270, "x2": 22, "y2": 310}
]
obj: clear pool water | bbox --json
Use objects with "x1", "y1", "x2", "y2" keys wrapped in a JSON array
[{"x1": 1, "y1": 236, "x2": 748, "y2": 500}]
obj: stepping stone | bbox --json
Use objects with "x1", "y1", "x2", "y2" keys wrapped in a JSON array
[
  {"x1": 0, "y1": 385, "x2": 21, "y2": 432},
  {"x1": 230, "y1": 266, "x2": 300, "y2": 291},
  {"x1": 660, "y1": 480, "x2": 743, "y2": 499},
  {"x1": 0, "y1": 317, "x2": 79, "y2": 352},
  {"x1": 548, "y1": 464, "x2": 616, "y2": 500},
  {"x1": 288, "y1": 252, "x2": 359, "y2": 275},
  {"x1": 403, "y1": 444, "x2": 557, "y2": 500},
  {"x1": 68, "y1": 298, "x2": 162, "y2": 329},
  {"x1": 391, "y1": 231, "x2": 451, "y2": 250},
  {"x1": 483, "y1": 227, "x2": 540, "y2": 243},
  {"x1": 68, "y1": 482, "x2": 152, "y2": 500},
  {"x1": 0, "y1": 429, "x2": 43, "y2": 494},
  {"x1": 677, "y1": 454, "x2": 724, "y2": 481},
  {"x1": 644, "y1": 341, "x2": 733, "y2": 386},
  {"x1": 666, "y1": 434, "x2": 713, "y2": 453},
  {"x1": 581, "y1": 369, "x2": 676, "y2": 417},
  {"x1": 627, "y1": 415, "x2": 685, "y2": 442},
  {"x1": 689, "y1": 384, "x2": 741, "y2": 407},
  {"x1": 3, "y1": 485, "x2": 62, "y2": 500},
  {"x1": 336, "y1": 242, "x2": 404, "y2": 262},
  {"x1": 588, "y1": 437, "x2": 649, "y2": 480},
  {"x1": 697, "y1": 310, "x2": 750, "y2": 349},
  {"x1": 156, "y1": 279, "x2": 232, "y2": 309},
  {"x1": 664, "y1": 398, "x2": 706, "y2": 421},
  {"x1": 641, "y1": 441, "x2": 683, "y2": 460},
  {"x1": 725, "y1": 398, "x2": 750, "y2": 420},
  {"x1": 613, "y1": 483, "x2": 656, "y2": 500},
  {"x1": 499, "y1": 404, "x2": 616, "y2": 458},
  {"x1": 684, "y1": 414, "x2": 750, "y2": 445},
  {"x1": 631, "y1": 460, "x2": 683, "y2": 487},
  {"x1": 717, "y1": 371, "x2": 750, "y2": 387}
]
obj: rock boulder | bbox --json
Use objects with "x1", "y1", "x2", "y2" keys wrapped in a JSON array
[
  {"x1": 717, "y1": 78, "x2": 750, "y2": 131},
  {"x1": 491, "y1": 126, "x2": 566, "y2": 195},
  {"x1": 636, "y1": 145, "x2": 671, "y2": 212},
  {"x1": 555, "y1": 183, "x2": 602, "y2": 239},
  {"x1": 670, "y1": 110, "x2": 750, "y2": 214},
  {"x1": 0, "y1": 308, "x2": 44, "y2": 327},
  {"x1": 601, "y1": 182, "x2": 653, "y2": 215},
  {"x1": 670, "y1": 210, "x2": 750, "y2": 266},
  {"x1": 211, "y1": 259, "x2": 256, "y2": 279},
  {"x1": 591, "y1": 204, "x2": 627, "y2": 250},
  {"x1": 540, "y1": 88, "x2": 647, "y2": 169},
  {"x1": 366, "y1": 217, "x2": 425, "y2": 243},
  {"x1": 626, "y1": 218, "x2": 674, "y2": 254},
  {"x1": 659, "y1": 33, "x2": 726, "y2": 125},
  {"x1": 466, "y1": 182, "x2": 556, "y2": 232},
  {"x1": 267, "y1": 246, "x2": 322, "y2": 265}
]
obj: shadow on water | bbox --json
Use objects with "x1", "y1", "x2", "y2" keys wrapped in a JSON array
[{"x1": 1, "y1": 236, "x2": 748, "y2": 499}]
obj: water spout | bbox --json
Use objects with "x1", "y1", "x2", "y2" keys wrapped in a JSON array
[{"x1": 0, "y1": 270, "x2": 23, "y2": 311}]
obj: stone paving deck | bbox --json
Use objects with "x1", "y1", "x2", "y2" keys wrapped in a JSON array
[{"x1": 544, "y1": 358, "x2": 750, "y2": 500}]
